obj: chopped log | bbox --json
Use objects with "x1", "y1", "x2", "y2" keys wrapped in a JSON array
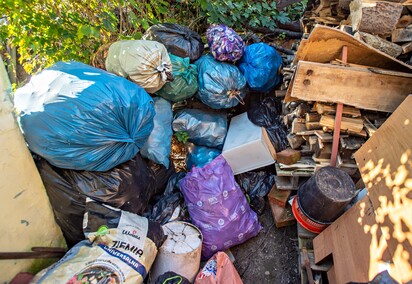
[
  {"x1": 306, "y1": 121, "x2": 322, "y2": 130},
  {"x1": 401, "y1": 42, "x2": 412, "y2": 54},
  {"x1": 313, "y1": 102, "x2": 361, "y2": 117},
  {"x1": 296, "y1": 103, "x2": 312, "y2": 117},
  {"x1": 319, "y1": 115, "x2": 364, "y2": 133},
  {"x1": 314, "y1": 131, "x2": 334, "y2": 142},
  {"x1": 292, "y1": 118, "x2": 307, "y2": 134},
  {"x1": 354, "y1": 32, "x2": 402, "y2": 58},
  {"x1": 350, "y1": 0, "x2": 403, "y2": 36},
  {"x1": 392, "y1": 28, "x2": 412, "y2": 43},
  {"x1": 309, "y1": 136, "x2": 318, "y2": 152},
  {"x1": 305, "y1": 112, "x2": 321, "y2": 122},
  {"x1": 287, "y1": 133, "x2": 304, "y2": 149},
  {"x1": 396, "y1": 15, "x2": 412, "y2": 28}
]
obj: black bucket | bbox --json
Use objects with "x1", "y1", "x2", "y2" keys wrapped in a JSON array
[{"x1": 297, "y1": 166, "x2": 356, "y2": 223}]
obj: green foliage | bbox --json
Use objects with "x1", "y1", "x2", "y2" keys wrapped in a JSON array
[
  {"x1": 197, "y1": 0, "x2": 305, "y2": 31},
  {"x1": 0, "y1": 0, "x2": 172, "y2": 74},
  {"x1": 0, "y1": 0, "x2": 306, "y2": 75},
  {"x1": 284, "y1": 0, "x2": 308, "y2": 21},
  {"x1": 175, "y1": 131, "x2": 190, "y2": 144}
]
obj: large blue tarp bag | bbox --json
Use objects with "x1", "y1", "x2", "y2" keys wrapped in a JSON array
[
  {"x1": 195, "y1": 55, "x2": 247, "y2": 109},
  {"x1": 140, "y1": 97, "x2": 173, "y2": 168},
  {"x1": 14, "y1": 61, "x2": 155, "y2": 171},
  {"x1": 238, "y1": 43, "x2": 283, "y2": 93}
]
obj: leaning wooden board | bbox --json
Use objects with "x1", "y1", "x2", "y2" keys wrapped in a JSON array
[
  {"x1": 354, "y1": 95, "x2": 412, "y2": 283},
  {"x1": 290, "y1": 61, "x2": 412, "y2": 112},
  {"x1": 314, "y1": 96, "x2": 412, "y2": 283},
  {"x1": 293, "y1": 25, "x2": 412, "y2": 73},
  {"x1": 313, "y1": 195, "x2": 394, "y2": 283}
]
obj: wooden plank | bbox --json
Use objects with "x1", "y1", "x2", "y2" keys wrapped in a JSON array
[
  {"x1": 313, "y1": 195, "x2": 394, "y2": 283},
  {"x1": 320, "y1": 115, "x2": 364, "y2": 133},
  {"x1": 291, "y1": 61, "x2": 412, "y2": 112},
  {"x1": 354, "y1": 95, "x2": 412, "y2": 283},
  {"x1": 292, "y1": 25, "x2": 412, "y2": 73}
]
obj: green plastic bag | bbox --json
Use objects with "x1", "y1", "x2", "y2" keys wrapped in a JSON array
[{"x1": 156, "y1": 54, "x2": 198, "y2": 102}]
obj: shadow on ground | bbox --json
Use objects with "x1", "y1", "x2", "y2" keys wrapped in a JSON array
[{"x1": 232, "y1": 200, "x2": 300, "y2": 284}]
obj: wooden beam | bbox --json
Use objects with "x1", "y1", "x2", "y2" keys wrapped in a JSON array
[{"x1": 291, "y1": 61, "x2": 412, "y2": 112}]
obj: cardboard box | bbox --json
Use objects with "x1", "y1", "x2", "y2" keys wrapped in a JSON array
[{"x1": 222, "y1": 112, "x2": 276, "y2": 175}]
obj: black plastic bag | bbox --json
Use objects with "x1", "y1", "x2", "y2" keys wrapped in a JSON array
[
  {"x1": 236, "y1": 171, "x2": 276, "y2": 215},
  {"x1": 143, "y1": 23, "x2": 204, "y2": 61},
  {"x1": 36, "y1": 154, "x2": 172, "y2": 247},
  {"x1": 247, "y1": 97, "x2": 289, "y2": 152},
  {"x1": 152, "y1": 271, "x2": 191, "y2": 284},
  {"x1": 146, "y1": 172, "x2": 189, "y2": 225}
]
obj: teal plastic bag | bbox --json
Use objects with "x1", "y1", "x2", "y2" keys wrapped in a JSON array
[{"x1": 156, "y1": 54, "x2": 198, "y2": 102}]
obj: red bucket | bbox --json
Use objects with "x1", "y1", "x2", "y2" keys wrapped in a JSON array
[{"x1": 291, "y1": 196, "x2": 328, "y2": 234}]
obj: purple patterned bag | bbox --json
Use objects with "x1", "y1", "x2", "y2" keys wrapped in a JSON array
[
  {"x1": 206, "y1": 24, "x2": 245, "y2": 62},
  {"x1": 180, "y1": 155, "x2": 262, "y2": 259}
]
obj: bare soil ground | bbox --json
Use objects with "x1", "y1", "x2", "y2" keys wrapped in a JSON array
[{"x1": 232, "y1": 200, "x2": 300, "y2": 284}]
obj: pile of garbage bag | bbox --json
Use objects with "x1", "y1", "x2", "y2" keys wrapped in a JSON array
[{"x1": 13, "y1": 21, "x2": 289, "y2": 283}]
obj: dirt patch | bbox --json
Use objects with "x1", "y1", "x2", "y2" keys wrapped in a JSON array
[{"x1": 232, "y1": 200, "x2": 299, "y2": 284}]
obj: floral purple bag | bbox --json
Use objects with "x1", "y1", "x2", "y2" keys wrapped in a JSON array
[
  {"x1": 206, "y1": 24, "x2": 245, "y2": 62},
  {"x1": 180, "y1": 155, "x2": 262, "y2": 259}
]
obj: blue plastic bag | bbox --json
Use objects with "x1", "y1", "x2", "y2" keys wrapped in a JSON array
[
  {"x1": 172, "y1": 109, "x2": 227, "y2": 149},
  {"x1": 186, "y1": 143, "x2": 221, "y2": 170},
  {"x1": 14, "y1": 61, "x2": 154, "y2": 171},
  {"x1": 140, "y1": 97, "x2": 173, "y2": 168},
  {"x1": 238, "y1": 43, "x2": 283, "y2": 92},
  {"x1": 195, "y1": 55, "x2": 247, "y2": 109}
]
